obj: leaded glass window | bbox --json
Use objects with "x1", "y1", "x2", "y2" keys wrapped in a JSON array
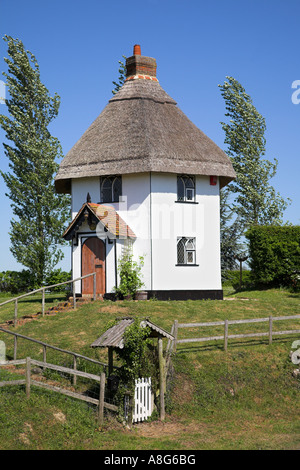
[
  {"x1": 177, "y1": 175, "x2": 195, "y2": 202},
  {"x1": 177, "y1": 237, "x2": 196, "y2": 264},
  {"x1": 100, "y1": 176, "x2": 122, "y2": 203}
]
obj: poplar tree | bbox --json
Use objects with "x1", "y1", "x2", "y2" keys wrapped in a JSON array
[
  {"x1": 219, "y1": 76, "x2": 289, "y2": 230},
  {"x1": 0, "y1": 35, "x2": 70, "y2": 286},
  {"x1": 112, "y1": 55, "x2": 126, "y2": 94}
]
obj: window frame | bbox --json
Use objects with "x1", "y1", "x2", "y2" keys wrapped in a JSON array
[
  {"x1": 176, "y1": 237, "x2": 198, "y2": 266},
  {"x1": 176, "y1": 175, "x2": 197, "y2": 203},
  {"x1": 100, "y1": 175, "x2": 122, "y2": 203}
]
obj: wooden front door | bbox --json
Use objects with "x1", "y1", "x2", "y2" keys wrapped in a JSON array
[{"x1": 81, "y1": 237, "x2": 105, "y2": 295}]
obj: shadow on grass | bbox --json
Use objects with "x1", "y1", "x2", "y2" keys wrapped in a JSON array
[
  {"x1": 176, "y1": 334, "x2": 300, "y2": 355},
  {"x1": 15, "y1": 294, "x2": 68, "y2": 304}
]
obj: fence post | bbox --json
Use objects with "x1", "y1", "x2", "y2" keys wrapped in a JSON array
[
  {"x1": 269, "y1": 316, "x2": 273, "y2": 344},
  {"x1": 42, "y1": 288, "x2": 45, "y2": 317},
  {"x1": 26, "y1": 357, "x2": 31, "y2": 398},
  {"x1": 13, "y1": 335, "x2": 17, "y2": 360},
  {"x1": 73, "y1": 355, "x2": 77, "y2": 386},
  {"x1": 98, "y1": 371, "x2": 105, "y2": 427},
  {"x1": 43, "y1": 345, "x2": 47, "y2": 364},
  {"x1": 73, "y1": 282, "x2": 76, "y2": 309},
  {"x1": 14, "y1": 299, "x2": 18, "y2": 327},
  {"x1": 224, "y1": 320, "x2": 228, "y2": 352},
  {"x1": 173, "y1": 320, "x2": 178, "y2": 353},
  {"x1": 93, "y1": 273, "x2": 96, "y2": 301},
  {"x1": 158, "y1": 336, "x2": 165, "y2": 421}
]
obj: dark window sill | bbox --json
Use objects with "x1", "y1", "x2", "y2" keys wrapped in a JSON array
[
  {"x1": 98, "y1": 201, "x2": 121, "y2": 204},
  {"x1": 175, "y1": 264, "x2": 199, "y2": 267},
  {"x1": 175, "y1": 200, "x2": 198, "y2": 204}
]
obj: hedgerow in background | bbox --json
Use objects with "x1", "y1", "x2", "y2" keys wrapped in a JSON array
[
  {"x1": 0, "y1": 36, "x2": 70, "y2": 288},
  {"x1": 44, "y1": 269, "x2": 71, "y2": 293},
  {"x1": 0, "y1": 270, "x2": 32, "y2": 294},
  {"x1": 0, "y1": 269, "x2": 71, "y2": 294},
  {"x1": 246, "y1": 225, "x2": 300, "y2": 289}
]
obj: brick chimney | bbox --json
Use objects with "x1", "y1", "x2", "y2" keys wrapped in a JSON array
[{"x1": 125, "y1": 45, "x2": 158, "y2": 81}]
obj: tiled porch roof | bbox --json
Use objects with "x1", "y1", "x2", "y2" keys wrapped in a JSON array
[{"x1": 63, "y1": 202, "x2": 136, "y2": 240}]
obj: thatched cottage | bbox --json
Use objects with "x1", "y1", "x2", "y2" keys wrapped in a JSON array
[{"x1": 55, "y1": 45, "x2": 235, "y2": 300}]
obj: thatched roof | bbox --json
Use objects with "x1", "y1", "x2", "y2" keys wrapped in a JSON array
[
  {"x1": 63, "y1": 202, "x2": 136, "y2": 240},
  {"x1": 55, "y1": 47, "x2": 235, "y2": 194},
  {"x1": 90, "y1": 317, "x2": 174, "y2": 349}
]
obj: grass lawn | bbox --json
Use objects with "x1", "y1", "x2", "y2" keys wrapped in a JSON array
[
  {"x1": 0, "y1": 292, "x2": 68, "y2": 325},
  {"x1": 0, "y1": 287, "x2": 299, "y2": 450}
]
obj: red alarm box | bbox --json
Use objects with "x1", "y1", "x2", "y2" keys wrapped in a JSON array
[{"x1": 210, "y1": 176, "x2": 217, "y2": 186}]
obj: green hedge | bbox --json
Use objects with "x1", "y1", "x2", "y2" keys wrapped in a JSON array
[
  {"x1": 222, "y1": 270, "x2": 254, "y2": 290},
  {"x1": 246, "y1": 225, "x2": 300, "y2": 289},
  {"x1": 0, "y1": 269, "x2": 71, "y2": 294}
]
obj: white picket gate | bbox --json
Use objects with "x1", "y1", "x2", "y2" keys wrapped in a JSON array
[{"x1": 132, "y1": 377, "x2": 152, "y2": 423}]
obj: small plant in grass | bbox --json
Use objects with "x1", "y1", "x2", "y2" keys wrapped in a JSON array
[{"x1": 114, "y1": 247, "x2": 144, "y2": 299}]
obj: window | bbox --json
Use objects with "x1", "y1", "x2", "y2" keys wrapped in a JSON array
[
  {"x1": 100, "y1": 176, "x2": 122, "y2": 203},
  {"x1": 177, "y1": 237, "x2": 196, "y2": 265},
  {"x1": 177, "y1": 175, "x2": 195, "y2": 202}
]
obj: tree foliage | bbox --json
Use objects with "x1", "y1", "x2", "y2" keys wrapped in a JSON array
[
  {"x1": 112, "y1": 55, "x2": 126, "y2": 95},
  {"x1": 246, "y1": 225, "x2": 300, "y2": 289},
  {"x1": 220, "y1": 187, "x2": 243, "y2": 272},
  {"x1": 0, "y1": 35, "x2": 70, "y2": 286},
  {"x1": 219, "y1": 76, "x2": 289, "y2": 230}
]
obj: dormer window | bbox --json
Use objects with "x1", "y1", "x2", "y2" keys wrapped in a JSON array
[
  {"x1": 100, "y1": 176, "x2": 122, "y2": 203},
  {"x1": 177, "y1": 175, "x2": 195, "y2": 202}
]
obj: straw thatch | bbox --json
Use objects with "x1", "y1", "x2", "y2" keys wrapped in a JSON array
[{"x1": 55, "y1": 72, "x2": 235, "y2": 194}]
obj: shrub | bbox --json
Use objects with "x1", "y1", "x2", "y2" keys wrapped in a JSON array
[
  {"x1": 246, "y1": 225, "x2": 300, "y2": 288},
  {"x1": 222, "y1": 270, "x2": 254, "y2": 290},
  {"x1": 45, "y1": 269, "x2": 71, "y2": 292},
  {"x1": 114, "y1": 247, "x2": 144, "y2": 299}
]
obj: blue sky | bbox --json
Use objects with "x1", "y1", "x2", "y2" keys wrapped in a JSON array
[{"x1": 0, "y1": 0, "x2": 299, "y2": 272}]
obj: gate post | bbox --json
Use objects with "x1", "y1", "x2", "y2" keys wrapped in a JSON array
[{"x1": 158, "y1": 336, "x2": 165, "y2": 421}]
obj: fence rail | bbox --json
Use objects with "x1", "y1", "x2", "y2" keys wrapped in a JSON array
[
  {"x1": 0, "y1": 326, "x2": 115, "y2": 379},
  {"x1": 173, "y1": 314, "x2": 300, "y2": 351},
  {"x1": 0, "y1": 272, "x2": 96, "y2": 326},
  {"x1": 0, "y1": 357, "x2": 118, "y2": 425}
]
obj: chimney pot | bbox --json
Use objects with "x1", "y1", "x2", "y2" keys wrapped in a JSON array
[
  {"x1": 126, "y1": 45, "x2": 157, "y2": 79},
  {"x1": 133, "y1": 44, "x2": 141, "y2": 55}
]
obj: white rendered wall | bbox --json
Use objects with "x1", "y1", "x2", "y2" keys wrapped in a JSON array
[
  {"x1": 70, "y1": 174, "x2": 152, "y2": 293},
  {"x1": 150, "y1": 173, "x2": 222, "y2": 291},
  {"x1": 70, "y1": 172, "x2": 222, "y2": 293},
  {"x1": 117, "y1": 173, "x2": 152, "y2": 291},
  {"x1": 71, "y1": 177, "x2": 100, "y2": 217}
]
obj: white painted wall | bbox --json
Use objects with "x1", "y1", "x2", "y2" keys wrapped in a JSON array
[
  {"x1": 70, "y1": 171, "x2": 222, "y2": 294},
  {"x1": 150, "y1": 173, "x2": 221, "y2": 291},
  {"x1": 71, "y1": 177, "x2": 100, "y2": 217}
]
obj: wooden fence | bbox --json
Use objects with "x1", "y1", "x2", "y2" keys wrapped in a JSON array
[
  {"x1": 0, "y1": 272, "x2": 96, "y2": 326},
  {"x1": 0, "y1": 326, "x2": 116, "y2": 382},
  {"x1": 0, "y1": 357, "x2": 117, "y2": 425},
  {"x1": 172, "y1": 314, "x2": 300, "y2": 352}
]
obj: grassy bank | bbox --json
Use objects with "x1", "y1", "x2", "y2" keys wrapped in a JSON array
[{"x1": 0, "y1": 287, "x2": 299, "y2": 450}]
